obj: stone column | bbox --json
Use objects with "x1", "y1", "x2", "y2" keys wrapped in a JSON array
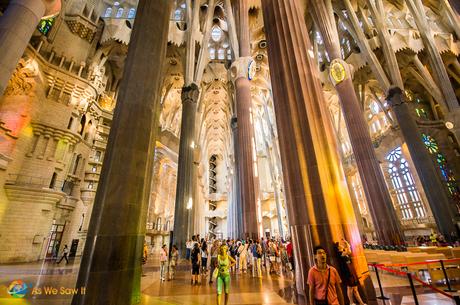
[
  {"x1": 232, "y1": 0, "x2": 260, "y2": 239},
  {"x1": 71, "y1": 1, "x2": 171, "y2": 305},
  {"x1": 0, "y1": 0, "x2": 60, "y2": 95},
  {"x1": 388, "y1": 87, "x2": 459, "y2": 239},
  {"x1": 261, "y1": 1, "x2": 376, "y2": 302},
  {"x1": 231, "y1": 61, "x2": 260, "y2": 239},
  {"x1": 309, "y1": 0, "x2": 404, "y2": 245},
  {"x1": 172, "y1": 83, "x2": 199, "y2": 257},
  {"x1": 230, "y1": 116, "x2": 243, "y2": 238}
]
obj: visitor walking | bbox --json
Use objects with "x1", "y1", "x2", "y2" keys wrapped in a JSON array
[
  {"x1": 238, "y1": 241, "x2": 248, "y2": 273},
  {"x1": 141, "y1": 242, "x2": 148, "y2": 276},
  {"x1": 186, "y1": 239, "x2": 192, "y2": 260},
  {"x1": 56, "y1": 245, "x2": 69, "y2": 264},
  {"x1": 335, "y1": 240, "x2": 366, "y2": 305},
  {"x1": 169, "y1": 245, "x2": 178, "y2": 280},
  {"x1": 191, "y1": 243, "x2": 201, "y2": 285},
  {"x1": 201, "y1": 241, "x2": 209, "y2": 275},
  {"x1": 216, "y1": 244, "x2": 236, "y2": 305},
  {"x1": 159, "y1": 244, "x2": 168, "y2": 281},
  {"x1": 308, "y1": 246, "x2": 343, "y2": 305},
  {"x1": 209, "y1": 240, "x2": 219, "y2": 284}
]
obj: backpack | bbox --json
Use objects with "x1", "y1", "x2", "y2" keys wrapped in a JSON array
[
  {"x1": 191, "y1": 248, "x2": 198, "y2": 263},
  {"x1": 257, "y1": 244, "x2": 263, "y2": 256}
]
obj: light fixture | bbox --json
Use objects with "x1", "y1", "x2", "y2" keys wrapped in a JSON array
[
  {"x1": 187, "y1": 197, "x2": 193, "y2": 210},
  {"x1": 446, "y1": 121, "x2": 454, "y2": 130}
]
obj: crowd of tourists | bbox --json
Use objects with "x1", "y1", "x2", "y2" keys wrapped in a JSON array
[
  {"x1": 150, "y1": 235, "x2": 369, "y2": 305},
  {"x1": 185, "y1": 235, "x2": 295, "y2": 283}
]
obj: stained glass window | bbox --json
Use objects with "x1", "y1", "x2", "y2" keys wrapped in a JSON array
[
  {"x1": 37, "y1": 17, "x2": 55, "y2": 36},
  {"x1": 128, "y1": 8, "x2": 136, "y2": 19},
  {"x1": 104, "y1": 7, "x2": 112, "y2": 17},
  {"x1": 386, "y1": 147, "x2": 426, "y2": 219},
  {"x1": 422, "y1": 133, "x2": 460, "y2": 210},
  {"x1": 416, "y1": 108, "x2": 428, "y2": 119},
  {"x1": 211, "y1": 26, "x2": 223, "y2": 42},
  {"x1": 116, "y1": 8, "x2": 124, "y2": 18},
  {"x1": 422, "y1": 134, "x2": 439, "y2": 154}
]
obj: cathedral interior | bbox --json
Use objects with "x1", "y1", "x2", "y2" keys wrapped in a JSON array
[{"x1": 1, "y1": 0, "x2": 460, "y2": 304}]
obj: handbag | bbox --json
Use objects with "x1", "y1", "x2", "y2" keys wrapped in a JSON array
[
  {"x1": 212, "y1": 268, "x2": 219, "y2": 279},
  {"x1": 314, "y1": 268, "x2": 330, "y2": 305}
]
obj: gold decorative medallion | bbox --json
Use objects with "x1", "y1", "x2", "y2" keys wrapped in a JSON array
[{"x1": 329, "y1": 59, "x2": 347, "y2": 85}]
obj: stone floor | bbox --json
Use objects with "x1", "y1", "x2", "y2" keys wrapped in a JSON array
[{"x1": 0, "y1": 256, "x2": 458, "y2": 305}]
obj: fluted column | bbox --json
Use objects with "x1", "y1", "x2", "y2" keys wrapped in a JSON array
[
  {"x1": 310, "y1": 0, "x2": 404, "y2": 245},
  {"x1": 230, "y1": 116, "x2": 243, "y2": 238},
  {"x1": 71, "y1": 1, "x2": 171, "y2": 305},
  {"x1": 0, "y1": 0, "x2": 61, "y2": 95},
  {"x1": 262, "y1": 1, "x2": 376, "y2": 301},
  {"x1": 388, "y1": 87, "x2": 459, "y2": 240},
  {"x1": 231, "y1": 0, "x2": 261, "y2": 239},
  {"x1": 172, "y1": 83, "x2": 199, "y2": 257}
]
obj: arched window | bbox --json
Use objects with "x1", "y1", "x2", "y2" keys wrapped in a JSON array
[
  {"x1": 156, "y1": 217, "x2": 162, "y2": 231},
  {"x1": 128, "y1": 8, "x2": 136, "y2": 19},
  {"x1": 79, "y1": 114, "x2": 86, "y2": 135},
  {"x1": 49, "y1": 172, "x2": 58, "y2": 189},
  {"x1": 174, "y1": 9, "x2": 183, "y2": 21},
  {"x1": 116, "y1": 8, "x2": 124, "y2": 18},
  {"x1": 209, "y1": 48, "x2": 216, "y2": 60},
  {"x1": 104, "y1": 7, "x2": 112, "y2": 17},
  {"x1": 217, "y1": 49, "x2": 225, "y2": 60},
  {"x1": 73, "y1": 154, "x2": 82, "y2": 175},
  {"x1": 84, "y1": 120, "x2": 92, "y2": 141},
  {"x1": 386, "y1": 147, "x2": 426, "y2": 219}
]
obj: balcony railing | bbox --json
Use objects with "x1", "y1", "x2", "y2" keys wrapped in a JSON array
[{"x1": 6, "y1": 174, "x2": 74, "y2": 195}]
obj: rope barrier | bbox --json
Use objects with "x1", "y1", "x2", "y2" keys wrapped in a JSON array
[
  {"x1": 368, "y1": 262, "x2": 457, "y2": 300},
  {"x1": 375, "y1": 258, "x2": 460, "y2": 267}
]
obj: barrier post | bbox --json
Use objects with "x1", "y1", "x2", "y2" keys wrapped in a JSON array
[
  {"x1": 454, "y1": 295, "x2": 460, "y2": 305},
  {"x1": 407, "y1": 273, "x2": 419, "y2": 305},
  {"x1": 440, "y1": 260, "x2": 457, "y2": 292},
  {"x1": 373, "y1": 264, "x2": 390, "y2": 300}
]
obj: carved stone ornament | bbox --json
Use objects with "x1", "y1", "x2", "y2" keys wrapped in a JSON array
[
  {"x1": 4, "y1": 58, "x2": 39, "y2": 97},
  {"x1": 229, "y1": 56, "x2": 254, "y2": 82},
  {"x1": 329, "y1": 58, "x2": 351, "y2": 86},
  {"x1": 181, "y1": 83, "x2": 200, "y2": 104}
]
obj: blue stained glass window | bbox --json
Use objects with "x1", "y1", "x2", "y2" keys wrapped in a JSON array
[
  {"x1": 128, "y1": 8, "x2": 136, "y2": 19},
  {"x1": 37, "y1": 17, "x2": 55, "y2": 36}
]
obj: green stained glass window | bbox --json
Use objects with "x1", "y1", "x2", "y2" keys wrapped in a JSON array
[
  {"x1": 422, "y1": 133, "x2": 439, "y2": 154},
  {"x1": 38, "y1": 17, "x2": 55, "y2": 36}
]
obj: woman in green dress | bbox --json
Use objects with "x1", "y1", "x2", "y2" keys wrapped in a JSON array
[{"x1": 216, "y1": 244, "x2": 236, "y2": 305}]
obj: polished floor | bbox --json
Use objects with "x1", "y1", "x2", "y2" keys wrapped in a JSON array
[{"x1": 0, "y1": 254, "x2": 458, "y2": 305}]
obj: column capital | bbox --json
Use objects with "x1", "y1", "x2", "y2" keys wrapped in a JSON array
[
  {"x1": 387, "y1": 86, "x2": 405, "y2": 107},
  {"x1": 181, "y1": 83, "x2": 199, "y2": 105},
  {"x1": 230, "y1": 56, "x2": 255, "y2": 82}
]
